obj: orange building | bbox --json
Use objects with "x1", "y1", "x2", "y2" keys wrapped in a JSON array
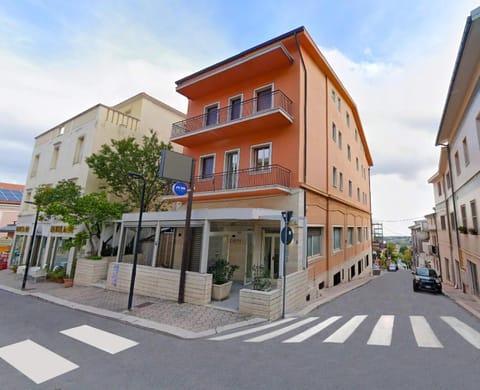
[{"x1": 169, "y1": 26, "x2": 373, "y2": 302}]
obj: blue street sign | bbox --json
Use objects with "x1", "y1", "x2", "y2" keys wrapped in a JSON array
[
  {"x1": 280, "y1": 226, "x2": 294, "y2": 245},
  {"x1": 172, "y1": 182, "x2": 188, "y2": 196}
]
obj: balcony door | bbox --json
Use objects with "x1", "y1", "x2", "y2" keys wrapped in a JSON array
[
  {"x1": 224, "y1": 150, "x2": 239, "y2": 190},
  {"x1": 263, "y1": 234, "x2": 280, "y2": 279},
  {"x1": 256, "y1": 86, "x2": 272, "y2": 111}
]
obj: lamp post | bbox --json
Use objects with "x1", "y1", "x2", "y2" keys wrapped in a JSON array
[
  {"x1": 127, "y1": 172, "x2": 146, "y2": 311},
  {"x1": 22, "y1": 201, "x2": 40, "y2": 290}
]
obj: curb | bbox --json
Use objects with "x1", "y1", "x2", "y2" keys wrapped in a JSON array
[{"x1": 442, "y1": 290, "x2": 480, "y2": 321}]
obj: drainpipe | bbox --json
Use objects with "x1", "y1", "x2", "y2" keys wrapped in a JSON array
[
  {"x1": 432, "y1": 208, "x2": 443, "y2": 277},
  {"x1": 440, "y1": 144, "x2": 462, "y2": 288}
]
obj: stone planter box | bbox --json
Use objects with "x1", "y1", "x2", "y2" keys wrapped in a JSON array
[
  {"x1": 373, "y1": 269, "x2": 381, "y2": 276},
  {"x1": 212, "y1": 281, "x2": 233, "y2": 301},
  {"x1": 239, "y1": 288, "x2": 282, "y2": 320},
  {"x1": 74, "y1": 258, "x2": 109, "y2": 286}
]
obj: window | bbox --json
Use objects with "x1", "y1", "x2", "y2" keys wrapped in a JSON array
[
  {"x1": 31, "y1": 154, "x2": 40, "y2": 177},
  {"x1": 252, "y1": 144, "x2": 270, "y2": 170},
  {"x1": 348, "y1": 180, "x2": 352, "y2": 197},
  {"x1": 346, "y1": 112, "x2": 350, "y2": 127},
  {"x1": 339, "y1": 172, "x2": 343, "y2": 191},
  {"x1": 437, "y1": 182, "x2": 442, "y2": 196},
  {"x1": 50, "y1": 144, "x2": 60, "y2": 169},
  {"x1": 356, "y1": 157, "x2": 359, "y2": 171},
  {"x1": 200, "y1": 155, "x2": 214, "y2": 179},
  {"x1": 454, "y1": 151, "x2": 461, "y2": 176},
  {"x1": 337, "y1": 97, "x2": 341, "y2": 112},
  {"x1": 59, "y1": 126, "x2": 65, "y2": 135},
  {"x1": 462, "y1": 137, "x2": 470, "y2": 166},
  {"x1": 256, "y1": 86, "x2": 272, "y2": 111},
  {"x1": 332, "y1": 122, "x2": 337, "y2": 142},
  {"x1": 205, "y1": 104, "x2": 219, "y2": 126},
  {"x1": 333, "y1": 227, "x2": 343, "y2": 251},
  {"x1": 471, "y1": 200, "x2": 478, "y2": 232},
  {"x1": 364, "y1": 227, "x2": 369, "y2": 241},
  {"x1": 338, "y1": 131, "x2": 342, "y2": 149},
  {"x1": 357, "y1": 187, "x2": 360, "y2": 201},
  {"x1": 355, "y1": 128, "x2": 358, "y2": 142},
  {"x1": 347, "y1": 145, "x2": 351, "y2": 161},
  {"x1": 331, "y1": 89, "x2": 336, "y2": 102},
  {"x1": 73, "y1": 136, "x2": 85, "y2": 164},
  {"x1": 357, "y1": 227, "x2": 362, "y2": 243},
  {"x1": 347, "y1": 227, "x2": 354, "y2": 247},
  {"x1": 450, "y1": 212, "x2": 455, "y2": 230},
  {"x1": 446, "y1": 172, "x2": 451, "y2": 189},
  {"x1": 307, "y1": 227, "x2": 324, "y2": 257},
  {"x1": 229, "y1": 97, "x2": 242, "y2": 120},
  {"x1": 460, "y1": 204, "x2": 467, "y2": 229},
  {"x1": 440, "y1": 215, "x2": 446, "y2": 230},
  {"x1": 332, "y1": 166, "x2": 337, "y2": 187}
]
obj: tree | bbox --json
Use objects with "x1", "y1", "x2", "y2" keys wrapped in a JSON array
[
  {"x1": 35, "y1": 180, "x2": 126, "y2": 257},
  {"x1": 86, "y1": 130, "x2": 173, "y2": 212}
]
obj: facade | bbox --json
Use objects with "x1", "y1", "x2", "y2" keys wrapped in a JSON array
[
  {"x1": 428, "y1": 7, "x2": 480, "y2": 296},
  {"x1": 0, "y1": 182, "x2": 24, "y2": 261},
  {"x1": 409, "y1": 219, "x2": 437, "y2": 271},
  {"x1": 9, "y1": 93, "x2": 185, "y2": 270},
  {"x1": 111, "y1": 27, "x2": 373, "y2": 315}
]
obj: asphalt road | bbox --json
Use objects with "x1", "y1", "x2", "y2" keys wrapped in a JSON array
[{"x1": 1, "y1": 270, "x2": 479, "y2": 390}]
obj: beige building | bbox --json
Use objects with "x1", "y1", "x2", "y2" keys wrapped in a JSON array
[
  {"x1": 10, "y1": 92, "x2": 185, "y2": 270},
  {"x1": 428, "y1": 7, "x2": 480, "y2": 297}
]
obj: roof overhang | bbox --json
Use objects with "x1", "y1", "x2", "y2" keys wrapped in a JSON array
[
  {"x1": 428, "y1": 147, "x2": 448, "y2": 183},
  {"x1": 436, "y1": 7, "x2": 480, "y2": 145}
]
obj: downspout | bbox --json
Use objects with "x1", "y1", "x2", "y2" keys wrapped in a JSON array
[
  {"x1": 432, "y1": 208, "x2": 443, "y2": 277},
  {"x1": 368, "y1": 167, "x2": 373, "y2": 269},
  {"x1": 294, "y1": 32, "x2": 307, "y2": 189},
  {"x1": 441, "y1": 144, "x2": 462, "y2": 288}
]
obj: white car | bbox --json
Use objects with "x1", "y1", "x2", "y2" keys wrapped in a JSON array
[{"x1": 388, "y1": 263, "x2": 397, "y2": 272}]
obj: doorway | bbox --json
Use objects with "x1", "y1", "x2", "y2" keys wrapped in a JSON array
[
  {"x1": 263, "y1": 234, "x2": 280, "y2": 278},
  {"x1": 224, "y1": 150, "x2": 239, "y2": 190}
]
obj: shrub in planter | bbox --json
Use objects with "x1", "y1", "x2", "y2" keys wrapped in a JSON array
[
  {"x1": 468, "y1": 228, "x2": 478, "y2": 235},
  {"x1": 458, "y1": 226, "x2": 467, "y2": 234},
  {"x1": 208, "y1": 259, "x2": 239, "y2": 301},
  {"x1": 252, "y1": 264, "x2": 272, "y2": 291}
]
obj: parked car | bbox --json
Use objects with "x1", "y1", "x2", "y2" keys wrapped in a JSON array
[
  {"x1": 388, "y1": 263, "x2": 397, "y2": 272},
  {"x1": 412, "y1": 267, "x2": 442, "y2": 293}
]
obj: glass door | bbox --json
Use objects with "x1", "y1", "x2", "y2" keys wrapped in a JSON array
[
  {"x1": 224, "y1": 150, "x2": 239, "y2": 190},
  {"x1": 263, "y1": 234, "x2": 280, "y2": 279}
]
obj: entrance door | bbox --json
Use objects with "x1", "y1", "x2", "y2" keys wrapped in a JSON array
[
  {"x1": 263, "y1": 234, "x2": 280, "y2": 278},
  {"x1": 224, "y1": 151, "x2": 239, "y2": 190}
]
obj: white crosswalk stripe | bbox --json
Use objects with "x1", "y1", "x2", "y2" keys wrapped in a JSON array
[
  {"x1": 0, "y1": 325, "x2": 139, "y2": 384},
  {"x1": 245, "y1": 317, "x2": 319, "y2": 342},
  {"x1": 410, "y1": 316, "x2": 443, "y2": 348},
  {"x1": 367, "y1": 315, "x2": 394, "y2": 346},
  {"x1": 207, "y1": 315, "x2": 480, "y2": 350},
  {"x1": 209, "y1": 317, "x2": 297, "y2": 341},
  {"x1": 441, "y1": 316, "x2": 480, "y2": 349},
  {"x1": 60, "y1": 325, "x2": 138, "y2": 354},
  {"x1": 283, "y1": 316, "x2": 342, "y2": 343},
  {"x1": 0, "y1": 339, "x2": 78, "y2": 384},
  {"x1": 323, "y1": 315, "x2": 367, "y2": 344}
]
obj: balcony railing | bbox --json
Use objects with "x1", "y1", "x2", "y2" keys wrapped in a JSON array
[
  {"x1": 172, "y1": 90, "x2": 293, "y2": 138},
  {"x1": 190, "y1": 164, "x2": 291, "y2": 194}
]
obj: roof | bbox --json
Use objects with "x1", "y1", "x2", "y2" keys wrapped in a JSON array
[
  {"x1": 435, "y1": 6, "x2": 480, "y2": 145},
  {"x1": 0, "y1": 182, "x2": 24, "y2": 204}
]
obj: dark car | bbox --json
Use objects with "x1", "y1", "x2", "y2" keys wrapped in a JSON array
[{"x1": 412, "y1": 267, "x2": 442, "y2": 293}]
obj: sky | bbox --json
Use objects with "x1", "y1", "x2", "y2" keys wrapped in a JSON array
[{"x1": 1, "y1": 0, "x2": 479, "y2": 236}]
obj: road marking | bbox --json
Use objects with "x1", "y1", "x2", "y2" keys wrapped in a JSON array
[
  {"x1": 323, "y1": 315, "x2": 367, "y2": 343},
  {"x1": 367, "y1": 315, "x2": 394, "y2": 346},
  {"x1": 209, "y1": 317, "x2": 297, "y2": 341},
  {"x1": 0, "y1": 339, "x2": 78, "y2": 384},
  {"x1": 245, "y1": 317, "x2": 318, "y2": 342},
  {"x1": 60, "y1": 325, "x2": 138, "y2": 354},
  {"x1": 410, "y1": 316, "x2": 443, "y2": 348},
  {"x1": 283, "y1": 316, "x2": 342, "y2": 343},
  {"x1": 441, "y1": 316, "x2": 480, "y2": 349}
]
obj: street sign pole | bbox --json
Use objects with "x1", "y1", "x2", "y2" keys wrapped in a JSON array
[{"x1": 281, "y1": 211, "x2": 293, "y2": 318}]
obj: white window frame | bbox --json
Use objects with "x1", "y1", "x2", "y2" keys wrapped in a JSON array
[
  {"x1": 199, "y1": 153, "x2": 216, "y2": 180},
  {"x1": 73, "y1": 135, "x2": 85, "y2": 165},
  {"x1": 462, "y1": 137, "x2": 470, "y2": 166},
  {"x1": 333, "y1": 226, "x2": 343, "y2": 252},
  {"x1": 228, "y1": 94, "x2": 243, "y2": 121},
  {"x1": 50, "y1": 143, "x2": 61, "y2": 169},
  {"x1": 204, "y1": 102, "x2": 220, "y2": 127},
  {"x1": 250, "y1": 142, "x2": 272, "y2": 172},
  {"x1": 254, "y1": 83, "x2": 274, "y2": 112},
  {"x1": 332, "y1": 166, "x2": 337, "y2": 187},
  {"x1": 347, "y1": 227, "x2": 354, "y2": 247},
  {"x1": 307, "y1": 226, "x2": 324, "y2": 258}
]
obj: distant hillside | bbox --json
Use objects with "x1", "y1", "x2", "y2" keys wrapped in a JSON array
[{"x1": 384, "y1": 236, "x2": 411, "y2": 246}]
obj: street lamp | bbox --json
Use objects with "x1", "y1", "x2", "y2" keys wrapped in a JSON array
[
  {"x1": 22, "y1": 201, "x2": 40, "y2": 290},
  {"x1": 127, "y1": 171, "x2": 146, "y2": 311}
]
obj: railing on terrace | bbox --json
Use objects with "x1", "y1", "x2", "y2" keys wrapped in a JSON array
[
  {"x1": 192, "y1": 164, "x2": 291, "y2": 193},
  {"x1": 172, "y1": 90, "x2": 293, "y2": 138}
]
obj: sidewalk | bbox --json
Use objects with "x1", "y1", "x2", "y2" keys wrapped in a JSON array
[{"x1": 1, "y1": 269, "x2": 479, "y2": 339}]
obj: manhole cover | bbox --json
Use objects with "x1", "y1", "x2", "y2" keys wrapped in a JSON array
[{"x1": 135, "y1": 301, "x2": 154, "y2": 308}]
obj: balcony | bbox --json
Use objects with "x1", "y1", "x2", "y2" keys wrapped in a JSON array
[
  {"x1": 170, "y1": 165, "x2": 291, "y2": 201},
  {"x1": 171, "y1": 90, "x2": 294, "y2": 146}
]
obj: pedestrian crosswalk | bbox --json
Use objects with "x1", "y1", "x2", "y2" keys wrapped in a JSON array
[
  {"x1": 0, "y1": 324, "x2": 138, "y2": 385},
  {"x1": 209, "y1": 315, "x2": 480, "y2": 350}
]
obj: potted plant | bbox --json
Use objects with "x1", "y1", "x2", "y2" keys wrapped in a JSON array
[
  {"x1": 252, "y1": 264, "x2": 272, "y2": 291},
  {"x1": 468, "y1": 227, "x2": 478, "y2": 235},
  {"x1": 458, "y1": 226, "x2": 467, "y2": 234},
  {"x1": 208, "y1": 259, "x2": 239, "y2": 301}
]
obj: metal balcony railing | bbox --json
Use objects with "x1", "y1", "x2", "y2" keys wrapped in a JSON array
[
  {"x1": 192, "y1": 164, "x2": 291, "y2": 193},
  {"x1": 171, "y1": 90, "x2": 293, "y2": 138}
]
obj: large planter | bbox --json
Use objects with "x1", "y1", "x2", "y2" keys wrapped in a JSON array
[
  {"x1": 211, "y1": 281, "x2": 233, "y2": 301},
  {"x1": 74, "y1": 257, "x2": 109, "y2": 286}
]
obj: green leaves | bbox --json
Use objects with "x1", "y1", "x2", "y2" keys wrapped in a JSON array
[{"x1": 86, "y1": 130, "x2": 173, "y2": 211}]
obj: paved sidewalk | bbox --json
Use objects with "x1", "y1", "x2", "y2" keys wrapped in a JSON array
[{"x1": 1, "y1": 268, "x2": 479, "y2": 339}]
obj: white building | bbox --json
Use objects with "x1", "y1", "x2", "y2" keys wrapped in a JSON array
[{"x1": 10, "y1": 92, "x2": 184, "y2": 270}]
